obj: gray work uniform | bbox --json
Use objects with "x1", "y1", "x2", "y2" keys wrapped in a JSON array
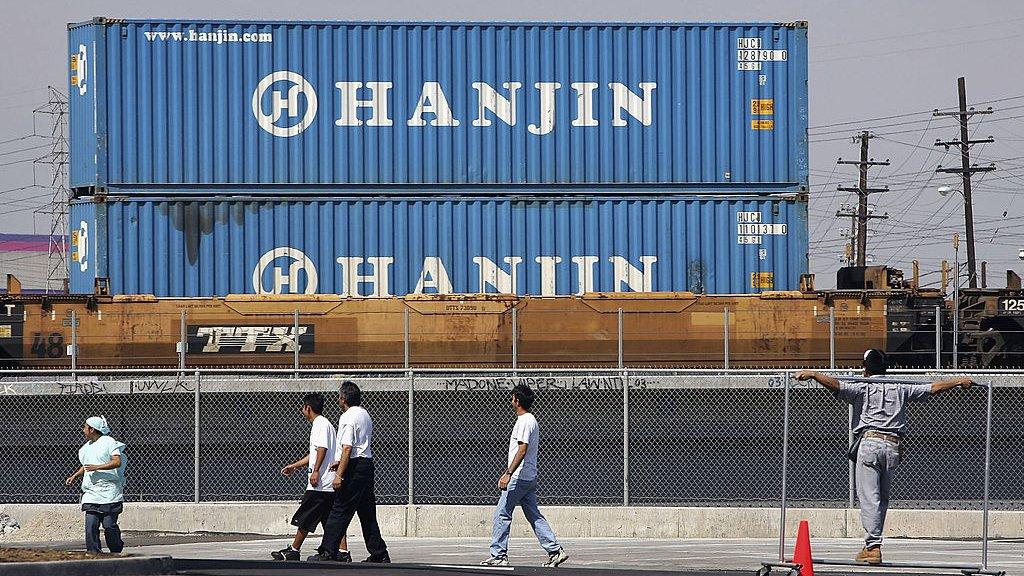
[{"x1": 837, "y1": 379, "x2": 931, "y2": 548}]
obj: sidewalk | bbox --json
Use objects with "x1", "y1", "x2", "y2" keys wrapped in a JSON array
[{"x1": 126, "y1": 535, "x2": 1024, "y2": 573}]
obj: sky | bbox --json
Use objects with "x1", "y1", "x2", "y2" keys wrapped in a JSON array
[{"x1": 1, "y1": 0, "x2": 1023, "y2": 290}]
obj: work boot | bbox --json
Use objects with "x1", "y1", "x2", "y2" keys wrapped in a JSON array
[{"x1": 855, "y1": 546, "x2": 882, "y2": 565}]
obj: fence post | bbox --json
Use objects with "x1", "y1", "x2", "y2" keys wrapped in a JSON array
[
  {"x1": 617, "y1": 308, "x2": 623, "y2": 369},
  {"x1": 403, "y1": 308, "x2": 410, "y2": 370},
  {"x1": 848, "y1": 405, "x2": 855, "y2": 509},
  {"x1": 982, "y1": 380, "x2": 994, "y2": 570},
  {"x1": 293, "y1": 310, "x2": 300, "y2": 378},
  {"x1": 622, "y1": 367, "x2": 629, "y2": 507},
  {"x1": 618, "y1": 305, "x2": 627, "y2": 507},
  {"x1": 407, "y1": 370, "x2": 414, "y2": 506},
  {"x1": 935, "y1": 305, "x2": 942, "y2": 369},
  {"x1": 179, "y1": 310, "x2": 186, "y2": 371},
  {"x1": 829, "y1": 307, "x2": 836, "y2": 369},
  {"x1": 511, "y1": 307, "x2": 518, "y2": 372},
  {"x1": 194, "y1": 369, "x2": 201, "y2": 504},
  {"x1": 723, "y1": 308, "x2": 730, "y2": 369},
  {"x1": 70, "y1": 310, "x2": 77, "y2": 379},
  {"x1": 778, "y1": 371, "x2": 791, "y2": 563}
]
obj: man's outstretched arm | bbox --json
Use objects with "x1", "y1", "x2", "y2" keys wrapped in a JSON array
[
  {"x1": 930, "y1": 376, "x2": 974, "y2": 395},
  {"x1": 793, "y1": 370, "x2": 842, "y2": 392}
]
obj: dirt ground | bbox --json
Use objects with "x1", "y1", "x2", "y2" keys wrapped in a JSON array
[{"x1": 0, "y1": 547, "x2": 116, "y2": 562}]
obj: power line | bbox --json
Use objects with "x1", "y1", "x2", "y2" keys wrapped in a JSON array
[
  {"x1": 812, "y1": 16, "x2": 1024, "y2": 50},
  {"x1": 0, "y1": 143, "x2": 54, "y2": 157},
  {"x1": 811, "y1": 33, "x2": 1023, "y2": 65}
]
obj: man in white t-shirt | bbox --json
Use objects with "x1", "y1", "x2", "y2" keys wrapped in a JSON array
[
  {"x1": 482, "y1": 384, "x2": 568, "y2": 567},
  {"x1": 309, "y1": 381, "x2": 390, "y2": 564},
  {"x1": 273, "y1": 393, "x2": 350, "y2": 562}
]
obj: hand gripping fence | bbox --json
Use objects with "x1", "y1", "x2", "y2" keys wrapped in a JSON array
[{"x1": 759, "y1": 376, "x2": 1003, "y2": 576}]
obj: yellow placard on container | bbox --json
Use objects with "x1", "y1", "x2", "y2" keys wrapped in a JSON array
[
  {"x1": 751, "y1": 119, "x2": 774, "y2": 130},
  {"x1": 751, "y1": 272, "x2": 775, "y2": 289},
  {"x1": 0, "y1": 325, "x2": 10, "y2": 338},
  {"x1": 750, "y1": 99, "x2": 774, "y2": 115}
]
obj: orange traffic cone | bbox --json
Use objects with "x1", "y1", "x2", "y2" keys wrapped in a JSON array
[{"x1": 792, "y1": 520, "x2": 815, "y2": 576}]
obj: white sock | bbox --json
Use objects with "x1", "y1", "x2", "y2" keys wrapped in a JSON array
[{"x1": 289, "y1": 545, "x2": 299, "y2": 552}]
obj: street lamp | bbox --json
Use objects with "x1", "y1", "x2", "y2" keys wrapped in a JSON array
[{"x1": 937, "y1": 185, "x2": 959, "y2": 197}]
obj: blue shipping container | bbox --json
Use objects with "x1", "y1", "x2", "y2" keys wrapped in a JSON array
[
  {"x1": 68, "y1": 18, "x2": 808, "y2": 192},
  {"x1": 69, "y1": 195, "x2": 808, "y2": 296}
]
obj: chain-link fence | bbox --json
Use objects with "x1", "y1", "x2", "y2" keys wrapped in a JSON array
[{"x1": 1, "y1": 370, "x2": 1020, "y2": 509}]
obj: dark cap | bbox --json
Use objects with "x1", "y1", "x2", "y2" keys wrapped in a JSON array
[{"x1": 863, "y1": 348, "x2": 888, "y2": 375}]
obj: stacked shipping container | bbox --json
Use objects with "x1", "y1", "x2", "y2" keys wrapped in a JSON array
[{"x1": 67, "y1": 18, "x2": 809, "y2": 295}]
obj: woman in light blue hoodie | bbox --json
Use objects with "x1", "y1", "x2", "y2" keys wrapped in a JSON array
[{"x1": 65, "y1": 416, "x2": 127, "y2": 553}]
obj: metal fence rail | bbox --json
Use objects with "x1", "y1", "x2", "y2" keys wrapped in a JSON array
[{"x1": 1, "y1": 369, "x2": 1021, "y2": 508}]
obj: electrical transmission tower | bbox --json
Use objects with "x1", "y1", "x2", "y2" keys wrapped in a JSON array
[
  {"x1": 33, "y1": 87, "x2": 69, "y2": 293},
  {"x1": 835, "y1": 131, "x2": 890, "y2": 267}
]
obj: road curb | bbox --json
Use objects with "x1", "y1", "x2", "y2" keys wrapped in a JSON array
[{"x1": 0, "y1": 555, "x2": 173, "y2": 576}]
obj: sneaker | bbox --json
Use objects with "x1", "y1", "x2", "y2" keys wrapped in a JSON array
[
  {"x1": 306, "y1": 551, "x2": 337, "y2": 562},
  {"x1": 271, "y1": 547, "x2": 299, "y2": 561},
  {"x1": 543, "y1": 548, "x2": 569, "y2": 568},
  {"x1": 338, "y1": 551, "x2": 352, "y2": 563},
  {"x1": 481, "y1": 556, "x2": 510, "y2": 566},
  {"x1": 361, "y1": 552, "x2": 391, "y2": 563},
  {"x1": 855, "y1": 546, "x2": 882, "y2": 565}
]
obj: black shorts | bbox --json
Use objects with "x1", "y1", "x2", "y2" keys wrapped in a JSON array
[{"x1": 290, "y1": 490, "x2": 335, "y2": 532}]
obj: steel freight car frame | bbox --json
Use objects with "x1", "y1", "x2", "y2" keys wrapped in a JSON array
[{"x1": 1, "y1": 287, "x2": 916, "y2": 370}]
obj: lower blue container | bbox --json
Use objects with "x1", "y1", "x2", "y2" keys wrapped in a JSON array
[{"x1": 69, "y1": 194, "x2": 808, "y2": 296}]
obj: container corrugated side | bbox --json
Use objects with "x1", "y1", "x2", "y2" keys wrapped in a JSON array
[
  {"x1": 68, "y1": 19, "x2": 808, "y2": 191},
  {"x1": 69, "y1": 194, "x2": 808, "y2": 296}
]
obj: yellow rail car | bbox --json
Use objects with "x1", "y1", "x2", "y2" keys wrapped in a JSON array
[{"x1": 0, "y1": 290, "x2": 893, "y2": 369}]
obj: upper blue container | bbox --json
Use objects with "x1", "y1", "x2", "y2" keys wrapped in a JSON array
[{"x1": 68, "y1": 18, "x2": 808, "y2": 193}]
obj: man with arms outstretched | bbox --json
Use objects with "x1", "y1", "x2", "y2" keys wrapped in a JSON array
[{"x1": 795, "y1": 349, "x2": 973, "y2": 564}]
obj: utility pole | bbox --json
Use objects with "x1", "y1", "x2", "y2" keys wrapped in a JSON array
[
  {"x1": 836, "y1": 131, "x2": 890, "y2": 266},
  {"x1": 934, "y1": 76, "x2": 996, "y2": 289},
  {"x1": 837, "y1": 202, "x2": 857, "y2": 266}
]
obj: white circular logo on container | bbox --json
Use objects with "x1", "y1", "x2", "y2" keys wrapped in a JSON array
[
  {"x1": 75, "y1": 44, "x2": 88, "y2": 96},
  {"x1": 251, "y1": 71, "x2": 317, "y2": 137},
  {"x1": 253, "y1": 247, "x2": 318, "y2": 294},
  {"x1": 76, "y1": 221, "x2": 89, "y2": 272}
]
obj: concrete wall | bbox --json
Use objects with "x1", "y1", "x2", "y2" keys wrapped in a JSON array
[{"x1": 2, "y1": 503, "x2": 1020, "y2": 542}]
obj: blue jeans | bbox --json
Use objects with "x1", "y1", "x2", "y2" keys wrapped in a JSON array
[
  {"x1": 489, "y1": 477, "x2": 560, "y2": 558},
  {"x1": 84, "y1": 506, "x2": 123, "y2": 553}
]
